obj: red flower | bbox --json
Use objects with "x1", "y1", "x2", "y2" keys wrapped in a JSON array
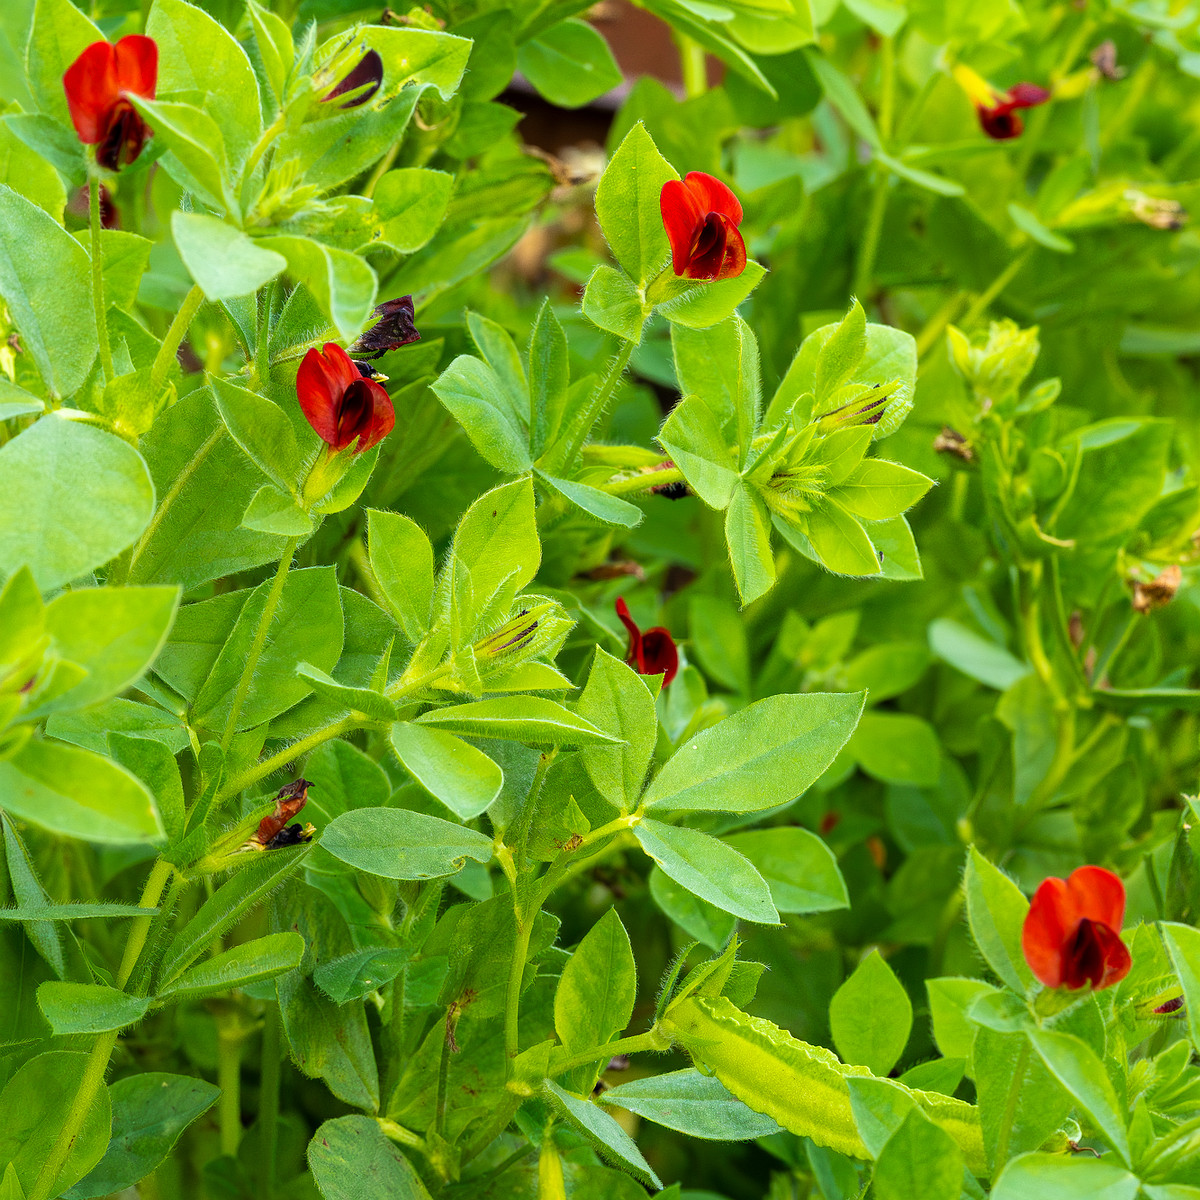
[
  {"x1": 616, "y1": 597, "x2": 678, "y2": 687},
  {"x1": 659, "y1": 172, "x2": 747, "y2": 282},
  {"x1": 297, "y1": 342, "x2": 395, "y2": 454},
  {"x1": 1022, "y1": 866, "x2": 1131, "y2": 991},
  {"x1": 976, "y1": 83, "x2": 1051, "y2": 139},
  {"x1": 63, "y1": 36, "x2": 157, "y2": 171}
]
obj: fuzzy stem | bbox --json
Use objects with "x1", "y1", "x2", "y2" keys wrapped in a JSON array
[
  {"x1": 259, "y1": 1007, "x2": 282, "y2": 1198},
  {"x1": 151, "y1": 283, "x2": 205, "y2": 394},
  {"x1": 601, "y1": 466, "x2": 685, "y2": 497},
  {"x1": 557, "y1": 337, "x2": 638, "y2": 472},
  {"x1": 503, "y1": 912, "x2": 535, "y2": 1075},
  {"x1": 218, "y1": 1018, "x2": 245, "y2": 1156},
  {"x1": 548, "y1": 1029, "x2": 669, "y2": 1075},
  {"x1": 220, "y1": 537, "x2": 300, "y2": 753},
  {"x1": 90, "y1": 175, "x2": 114, "y2": 385}
]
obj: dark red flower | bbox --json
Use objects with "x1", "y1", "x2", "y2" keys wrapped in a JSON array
[
  {"x1": 349, "y1": 295, "x2": 420, "y2": 360},
  {"x1": 322, "y1": 49, "x2": 384, "y2": 109},
  {"x1": 1022, "y1": 865, "x2": 1131, "y2": 991},
  {"x1": 253, "y1": 779, "x2": 311, "y2": 847},
  {"x1": 616, "y1": 597, "x2": 678, "y2": 687},
  {"x1": 297, "y1": 342, "x2": 395, "y2": 454},
  {"x1": 63, "y1": 36, "x2": 157, "y2": 171},
  {"x1": 660, "y1": 172, "x2": 747, "y2": 282}
]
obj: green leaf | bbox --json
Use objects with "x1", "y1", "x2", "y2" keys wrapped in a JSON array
[
  {"x1": 1007, "y1": 203, "x2": 1075, "y2": 253},
  {"x1": 313, "y1": 948, "x2": 410, "y2": 1005},
  {"x1": 518, "y1": 19, "x2": 621, "y2": 108},
  {"x1": 431, "y1": 354, "x2": 532, "y2": 473},
  {"x1": 528, "y1": 300, "x2": 570, "y2": 457},
  {"x1": 537, "y1": 472, "x2": 643, "y2": 529},
  {"x1": 804, "y1": 50, "x2": 881, "y2": 150},
  {"x1": 990, "y1": 1153, "x2": 1138, "y2": 1200},
  {"x1": 107, "y1": 733, "x2": 186, "y2": 846},
  {"x1": 278, "y1": 976, "x2": 378, "y2": 1110},
  {"x1": 654, "y1": 261, "x2": 767, "y2": 331},
  {"x1": 796, "y1": 500, "x2": 882, "y2": 577},
  {"x1": 964, "y1": 846, "x2": 1036, "y2": 995},
  {"x1": 389, "y1": 722, "x2": 503, "y2": 819},
  {"x1": 829, "y1": 950, "x2": 912, "y2": 1076},
  {"x1": 724, "y1": 828, "x2": 848, "y2": 914},
  {"x1": 649, "y1": 868, "x2": 736, "y2": 949},
  {"x1": 544, "y1": 1080, "x2": 663, "y2": 1190},
  {"x1": 1160, "y1": 922, "x2": 1200, "y2": 1055},
  {"x1": 555, "y1": 908, "x2": 636, "y2": 1060},
  {"x1": 634, "y1": 819, "x2": 778, "y2": 924},
  {"x1": 257, "y1": 235, "x2": 377, "y2": 341},
  {"x1": 642, "y1": 691, "x2": 864, "y2": 814},
  {"x1": 367, "y1": 509, "x2": 434, "y2": 642},
  {"x1": 416, "y1": 697, "x2": 619, "y2": 746},
  {"x1": 726, "y1": 482, "x2": 776, "y2": 605},
  {"x1": 595, "y1": 122, "x2": 678, "y2": 288},
  {"x1": 129, "y1": 98, "x2": 232, "y2": 214},
  {"x1": 0, "y1": 1051, "x2": 112, "y2": 1197},
  {"x1": 159, "y1": 846, "x2": 310, "y2": 986},
  {"x1": 307, "y1": 1115, "x2": 432, "y2": 1200},
  {"x1": 814, "y1": 300, "x2": 867, "y2": 403},
  {"x1": 32, "y1": 587, "x2": 179, "y2": 716},
  {"x1": 157, "y1": 932, "x2": 304, "y2": 1002},
  {"x1": 831, "y1": 459, "x2": 933, "y2": 521},
  {"x1": 246, "y1": 0, "x2": 293, "y2": 104},
  {"x1": 927, "y1": 619, "x2": 1029, "y2": 690},
  {"x1": 576, "y1": 648, "x2": 657, "y2": 809},
  {"x1": 210, "y1": 376, "x2": 302, "y2": 493},
  {"x1": 657, "y1": 394, "x2": 739, "y2": 509},
  {"x1": 171, "y1": 212, "x2": 285, "y2": 301},
  {"x1": 242, "y1": 485, "x2": 314, "y2": 536},
  {"x1": 189, "y1": 567, "x2": 344, "y2": 734},
  {"x1": 37, "y1": 981, "x2": 149, "y2": 1035},
  {"x1": 0, "y1": 185, "x2": 95, "y2": 396},
  {"x1": 851, "y1": 711, "x2": 941, "y2": 786},
  {"x1": 0, "y1": 739, "x2": 163, "y2": 844},
  {"x1": 374, "y1": 168, "x2": 454, "y2": 253},
  {"x1": 320, "y1": 807, "x2": 494, "y2": 880},
  {"x1": 0, "y1": 902, "x2": 159, "y2": 921},
  {"x1": 581, "y1": 264, "x2": 645, "y2": 341},
  {"x1": 672, "y1": 314, "x2": 761, "y2": 449},
  {"x1": 872, "y1": 1108, "x2": 963, "y2": 1200},
  {"x1": 147, "y1": 0, "x2": 262, "y2": 162},
  {"x1": 65, "y1": 1073, "x2": 219, "y2": 1200},
  {"x1": 600, "y1": 1069, "x2": 782, "y2": 1140},
  {"x1": 0, "y1": 419, "x2": 154, "y2": 590}
]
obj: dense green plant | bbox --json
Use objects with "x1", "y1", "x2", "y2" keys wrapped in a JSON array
[{"x1": 1, "y1": 0, "x2": 1200, "y2": 1198}]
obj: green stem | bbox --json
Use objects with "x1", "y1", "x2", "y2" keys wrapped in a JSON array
[
  {"x1": 90, "y1": 175, "x2": 114, "y2": 385},
  {"x1": 914, "y1": 292, "x2": 968, "y2": 359},
  {"x1": 1145, "y1": 852, "x2": 1166, "y2": 920},
  {"x1": 676, "y1": 33, "x2": 708, "y2": 99},
  {"x1": 363, "y1": 143, "x2": 401, "y2": 199},
  {"x1": 27, "y1": 859, "x2": 173, "y2": 1200},
  {"x1": 220, "y1": 537, "x2": 300, "y2": 753},
  {"x1": 435, "y1": 1013, "x2": 452, "y2": 1136},
  {"x1": 548, "y1": 1029, "x2": 668, "y2": 1076},
  {"x1": 504, "y1": 914, "x2": 535, "y2": 1076},
  {"x1": 218, "y1": 1018, "x2": 245, "y2": 1156},
  {"x1": 992, "y1": 1040, "x2": 1029, "y2": 1169},
  {"x1": 558, "y1": 337, "x2": 638, "y2": 472},
  {"x1": 378, "y1": 1118, "x2": 425, "y2": 1150},
  {"x1": 853, "y1": 170, "x2": 889, "y2": 303},
  {"x1": 253, "y1": 282, "x2": 275, "y2": 387},
  {"x1": 959, "y1": 248, "x2": 1032, "y2": 329},
  {"x1": 216, "y1": 715, "x2": 358, "y2": 803},
  {"x1": 601, "y1": 466, "x2": 684, "y2": 497},
  {"x1": 151, "y1": 283, "x2": 204, "y2": 395},
  {"x1": 259, "y1": 1007, "x2": 281, "y2": 1199}
]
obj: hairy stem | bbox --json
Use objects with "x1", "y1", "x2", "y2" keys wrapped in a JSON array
[
  {"x1": 557, "y1": 337, "x2": 638, "y2": 471},
  {"x1": 259, "y1": 1007, "x2": 282, "y2": 1198},
  {"x1": 151, "y1": 283, "x2": 205, "y2": 395},
  {"x1": 217, "y1": 1018, "x2": 245, "y2": 1156},
  {"x1": 90, "y1": 175, "x2": 114, "y2": 385},
  {"x1": 548, "y1": 1028, "x2": 669, "y2": 1075}
]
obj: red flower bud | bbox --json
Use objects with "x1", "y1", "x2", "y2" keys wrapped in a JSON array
[
  {"x1": 63, "y1": 36, "x2": 157, "y2": 170},
  {"x1": 615, "y1": 597, "x2": 678, "y2": 687},
  {"x1": 659, "y1": 172, "x2": 747, "y2": 282},
  {"x1": 297, "y1": 342, "x2": 395, "y2": 454},
  {"x1": 976, "y1": 82, "x2": 1050, "y2": 141},
  {"x1": 1022, "y1": 865, "x2": 1131, "y2": 991},
  {"x1": 253, "y1": 778, "x2": 311, "y2": 847},
  {"x1": 322, "y1": 49, "x2": 384, "y2": 109}
]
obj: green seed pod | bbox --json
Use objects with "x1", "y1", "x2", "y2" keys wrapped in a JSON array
[{"x1": 659, "y1": 993, "x2": 986, "y2": 1173}]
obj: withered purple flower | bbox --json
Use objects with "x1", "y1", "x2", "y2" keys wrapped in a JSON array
[{"x1": 350, "y1": 295, "x2": 420, "y2": 360}]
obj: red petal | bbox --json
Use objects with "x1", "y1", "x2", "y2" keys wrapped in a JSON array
[
  {"x1": 714, "y1": 217, "x2": 747, "y2": 281},
  {"x1": 113, "y1": 35, "x2": 157, "y2": 100},
  {"x1": 661, "y1": 179, "x2": 704, "y2": 277},
  {"x1": 641, "y1": 628, "x2": 679, "y2": 687},
  {"x1": 1022, "y1": 876, "x2": 1071, "y2": 988},
  {"x1": 1066, "y1": 865, "x2": 1125, "y2": 931},
  {"x1": 1007, "y1": 82, "x2": 1050, "y2": 109},
  {"x1": 297, "y1": 346, "x2": 347, "y2": 445},
  {"x1": 615, "y1": 597, "x2": 644, "y2": 670},
  {"x1": 63, "y1": 41, "x2": 120, "y2": 145},
  {"x1": 1093, "y1": 923, "x2": 1132, "y2": 989},
  {"x1": 683, "y1": 171, "x2": 743, "y2": 225},
  {"x1": 354, "y1": 377, "x2": 395, "y2": 452},
  {"x1": 977, "y1": 104, "x2": 1023, "y2": 140}
]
